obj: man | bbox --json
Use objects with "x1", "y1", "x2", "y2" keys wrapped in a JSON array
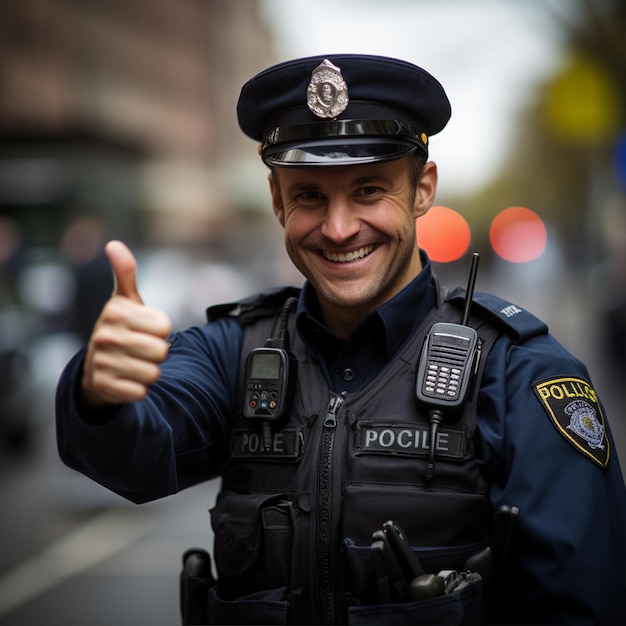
[{"x1": 56, "y1": 55, "x2": 626, "y2": 624}]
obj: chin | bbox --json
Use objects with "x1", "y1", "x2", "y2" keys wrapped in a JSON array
[{"x1": 323, "y1": 284, "x2": 378, "y2": 309}]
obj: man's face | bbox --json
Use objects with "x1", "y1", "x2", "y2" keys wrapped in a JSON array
[{"x1": 270, "y1": 157, "x2": 437, "y2": 335}]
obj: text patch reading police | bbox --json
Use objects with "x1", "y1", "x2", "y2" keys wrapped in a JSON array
[
  {"x1": 230, "y1": 427, "x2": 304, "y2": 461},
  {"x1": 533, "y1": 377, "x2": 610, "y2": 468},
  {"x1": 355, "y1": 423, "x2": 466, "y2": 459}
]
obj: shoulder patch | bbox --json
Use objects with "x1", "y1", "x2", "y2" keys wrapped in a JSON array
[
  {"x1": 471, "y1": 292, "x2": 548, "y2": 342},
  {"x1": 445, "y1": 287, "x2": 548, "y2": 342},
  {"x1": 533, "y1": 377, "x2": 610, "y2": 468}
]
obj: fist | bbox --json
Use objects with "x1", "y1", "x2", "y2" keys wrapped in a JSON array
[{"x1": 81, "y1": 240, "x2": 172, "y2": 408}]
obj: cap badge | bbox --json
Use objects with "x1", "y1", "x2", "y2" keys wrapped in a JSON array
[{"x1": 307, "y1": 59, "x2": 349, "y2": 119}]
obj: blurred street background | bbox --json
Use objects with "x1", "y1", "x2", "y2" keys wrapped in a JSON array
[{"x1": 1, "y1": 0, "x2": 626, "y2": 624}]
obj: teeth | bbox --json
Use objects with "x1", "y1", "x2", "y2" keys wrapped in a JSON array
[{"x1": 323, "y1": 245, "x2": 374, "y2": 263}]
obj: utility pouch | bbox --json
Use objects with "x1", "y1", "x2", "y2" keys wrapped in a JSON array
[
  {"x1": 208, "y1": 490, "x2": 310, "y2": 625},
  {"x1": 180, "y1": 548, "x2": 216, "y2": 625},
  {"x1": 342, "y1": 539, "x2": 486, "y2": 625},
  {"x1": 206, "y1": 493, "x2": 301, "y2": 624},
  {"x1": 346, "y1": 576, "x2": 484, "y2": 625},
  {"x1": 261, "y1": 500, "x2": 295, "y2": 589},
  {"x1": 210, "y1": 491, "x2": 300, "y2": 598}
]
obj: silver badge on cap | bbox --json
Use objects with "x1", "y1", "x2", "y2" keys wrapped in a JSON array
[{"x1": 307, "y1": 59, "x2": 349, "y2": 119}]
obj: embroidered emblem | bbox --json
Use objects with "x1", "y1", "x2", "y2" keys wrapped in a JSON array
[
  {"x1": 533, "y1": 377, "x2": 610, "y2": 467},
  {"x1": 565, "y1": 400, "x2": 605, "y2": 448},
  {"x1": 307, "y1": 59, "x2": 349, "y2": 119}
]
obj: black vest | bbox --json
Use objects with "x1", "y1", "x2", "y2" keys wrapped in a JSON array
[{"x1": 205, "y1": 284, "x2": 545, "y2": 625}]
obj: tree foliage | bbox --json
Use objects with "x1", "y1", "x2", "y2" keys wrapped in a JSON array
[{"x1": 458, "y1": 0, "x2": 626, "y2": 265}]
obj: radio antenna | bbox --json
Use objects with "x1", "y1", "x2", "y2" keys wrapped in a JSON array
[{"x1": 461, "y1": 253, "x2": 480, "y2": 326}]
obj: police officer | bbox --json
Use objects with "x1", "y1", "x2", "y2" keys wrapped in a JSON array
[{"x1": 56, "y1": 55, "x2": 626, "y2": 624}]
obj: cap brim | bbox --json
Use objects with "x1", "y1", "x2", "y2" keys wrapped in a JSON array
[{"x1": 262, "y1": 137, "x2": 420, "y2": 167}]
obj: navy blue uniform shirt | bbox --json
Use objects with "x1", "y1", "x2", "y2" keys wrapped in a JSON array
[
  {"x1": 296, "y1": 251, "x2": 436, "y2": 393},
  {"x1": 56, "y1": 252, "x2": 626, "y2": 623}
]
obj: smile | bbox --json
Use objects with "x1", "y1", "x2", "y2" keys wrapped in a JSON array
[{"x1": 322, "y1": 245, "x2": 375, "y2": 263}]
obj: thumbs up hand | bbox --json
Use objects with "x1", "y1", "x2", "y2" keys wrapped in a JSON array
[
  {"x1": 81, "y1": 241, "x2": 172, "y2": 409},
  {"x1": 108, "y1": 238, "x2": 145, "y2": 304}
]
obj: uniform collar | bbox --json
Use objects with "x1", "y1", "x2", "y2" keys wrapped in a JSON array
[{"x1": 296, "y1": 249, "x2": 436, "y2": 358}]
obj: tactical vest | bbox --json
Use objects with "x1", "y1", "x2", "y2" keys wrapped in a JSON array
[{"x1": 204, "y1": 282, "x2": 548, "y2": 625}]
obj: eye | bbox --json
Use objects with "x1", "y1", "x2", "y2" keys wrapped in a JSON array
[
  {"x1": 300, "y1": 190, "x2": 323, "y2": 201},
  {"x1": 294, "y1": 190, "x2": 326, "y2": 207},
  {"x1": 359, "y1": 185, "x2": 381, "y2": 197}
]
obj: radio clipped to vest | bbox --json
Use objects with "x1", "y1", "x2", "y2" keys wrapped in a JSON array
[
  {"x1": 415, "y1": 253, "x2": 482, "y2": 482},
  {"x1": 243, "y1": 297, "x2": 298, "y2": 449}
]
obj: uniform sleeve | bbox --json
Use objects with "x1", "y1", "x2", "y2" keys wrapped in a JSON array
[
  {"x1": 476, "y1": 332, "x2": 626, "y2": 624},
  {"x1": 55, "y1": 318, "x2": 243, "y2": 504}
]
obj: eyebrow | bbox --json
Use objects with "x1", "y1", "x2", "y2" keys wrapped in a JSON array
[
  {"x1": 284, "y1": 181, "x2": 322, "y2": 196},
  {"x1": 352, "y1": 174, "x2": 394, "y2": 187},
  {"x1": 283, "y1": 173, "x2": 394, "y2": 197}
]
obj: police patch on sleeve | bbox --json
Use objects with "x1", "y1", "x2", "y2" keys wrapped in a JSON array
[{"x1": 533, "y1": 377, "x2": 610, "y2": 468}]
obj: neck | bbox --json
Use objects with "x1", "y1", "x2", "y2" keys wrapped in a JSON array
[{"x1": 319, "y1": 302, "x2": 368, "y2": 339}]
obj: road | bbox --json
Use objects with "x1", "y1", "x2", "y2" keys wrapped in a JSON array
[{"x1": 0, "y1": 420, "x2": 219, "y2": 626}]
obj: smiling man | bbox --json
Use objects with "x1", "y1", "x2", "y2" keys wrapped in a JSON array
[
  {"x1": 269, "y1": 157, "x2": 435, "y2": 337},
  {"x1": 56, "y1": 55, "x2": 626, "y2": 625}
]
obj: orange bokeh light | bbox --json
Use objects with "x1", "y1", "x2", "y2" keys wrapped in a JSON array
[{"x1": 417, "y1": 205, "x2": 471, "y2": 263}]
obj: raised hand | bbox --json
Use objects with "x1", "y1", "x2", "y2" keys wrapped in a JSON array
[{"x1": 80, "y1": 240, "x2": 172, "y2": 409}]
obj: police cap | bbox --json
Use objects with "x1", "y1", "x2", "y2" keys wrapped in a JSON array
[{"x1": 237, "y1": 54, "x2": 451, "y2": 167}]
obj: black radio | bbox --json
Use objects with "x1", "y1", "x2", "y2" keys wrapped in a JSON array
[
  {"x1": 244, "y1": 346, "x2": 297, "y2": 422},
  {"x1": 415, "y1": 253, "x2": 482, "y2": 482},
  {"x1": 414, "y1": 322, "x2": 478, "y2": 410},
  {"x1": 243, "y1": 297, "x2": 298, "y2": 449}
]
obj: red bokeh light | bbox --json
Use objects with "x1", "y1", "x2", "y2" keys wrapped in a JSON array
[
  {"x1": 490, "y1": 207, "x2": 547, "y2": 263},
  {"x1": 417, "y1": 205, "x2": 471, "y2": 263}
]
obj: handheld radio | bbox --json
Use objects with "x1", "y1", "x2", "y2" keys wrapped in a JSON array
[
  {"x1": 243, "y1": 297, "x2": 298, "y2": 448},
  {"x1": 244, "y1": 347, "x2": 297, "y2": 421},
  {"x1": 415, "y1": 253, "x2": 481, "y2": 481}
]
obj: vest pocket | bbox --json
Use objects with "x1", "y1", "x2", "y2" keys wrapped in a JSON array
[
  {"x1": 345, "y1": 580, "x2": 484, "y2": 625},
  {"x1": 210, "y1": 491, "x2": 304, "y2": 608},
  {"x1": 342, "y1": 538, "x2": 487, "y2": 610},
  {"x1": 342, "y1": 538, "x2": 485, "y2": 624},
  {"x1": 207, "y1": 585, "x2": 290, "y2": 625},
  {"x1": 341, "y1": 483, "x2": 489, "y2": 549}
]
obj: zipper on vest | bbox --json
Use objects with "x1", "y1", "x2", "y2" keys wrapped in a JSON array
[
  {"x1": 324, "y1": 391, "x2": 343, "y2": 427},
  {"x1": 317, "y1": 391, "x2": 344, "y2": 623}
]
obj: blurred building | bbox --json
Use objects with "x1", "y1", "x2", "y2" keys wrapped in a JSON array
[
  {"x1": 0, "y1": 0, "x2": 279, "y2": 451},
  {"x1": 0, "y1": 0, "x2": 275, "y2": 247}
]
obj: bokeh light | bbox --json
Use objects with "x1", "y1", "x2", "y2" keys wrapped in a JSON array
[
  {"x1": 417, "y1": 205, "x2": 471, "y2": 263},
  {"x1": 490, "y1": 206, "x2": 547, "y2": 263},
  {"x1": 544, "y1": 56, "x2": 621, "y2": 143}
]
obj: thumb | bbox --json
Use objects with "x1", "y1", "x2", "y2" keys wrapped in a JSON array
[{"x1": 105, "y1": 240, "x2": 143, "y2": 304}]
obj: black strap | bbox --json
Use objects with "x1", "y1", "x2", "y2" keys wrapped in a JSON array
[{"x1": 206, "y1": 286, "x2": 301, "y2": 325}]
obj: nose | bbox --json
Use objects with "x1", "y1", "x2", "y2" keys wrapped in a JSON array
[{"x1": 320, "y1": 198, "x2": 360, "y2": 242}]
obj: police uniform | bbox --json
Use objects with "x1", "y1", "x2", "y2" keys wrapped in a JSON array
[{"x1": 55, "y1": 55, "x2": 626, "y2": 624}]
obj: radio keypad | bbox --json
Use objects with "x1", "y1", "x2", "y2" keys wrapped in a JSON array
[
  {"x1": 247, "y1": 384, "x2": 279, "y2": 412},
  {"x1": 423, "y1": 364, "x2": 462, "y2": 399}
]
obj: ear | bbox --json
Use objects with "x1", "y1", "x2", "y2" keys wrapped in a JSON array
[
  {"x1": 414, "y1": 161, "x2": 438, "y2": 218},
  {"x1": 268, "y1": 172, "x2": 285, "y2": 227}
]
